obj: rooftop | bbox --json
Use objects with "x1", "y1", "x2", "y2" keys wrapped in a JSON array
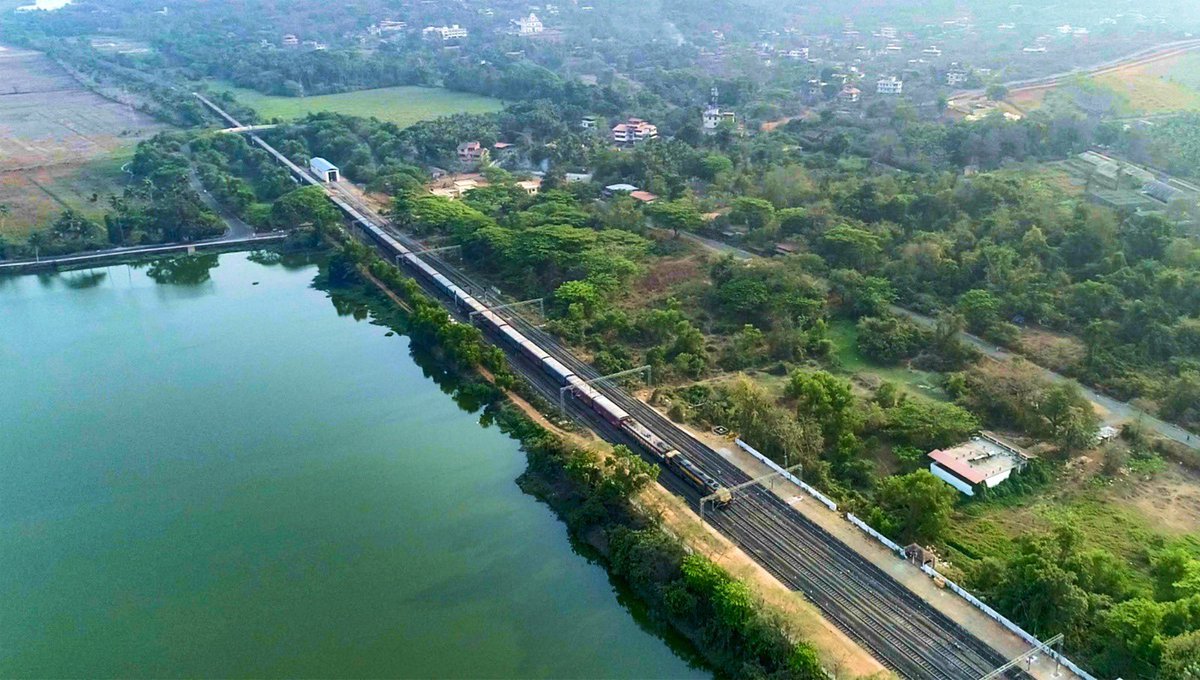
[
  {"x1": 928, "y1": 433, "x2": 1029, "y2": 484},
  {"x1": 310, "y1": 157, "x2": 337, "y2": 173}
]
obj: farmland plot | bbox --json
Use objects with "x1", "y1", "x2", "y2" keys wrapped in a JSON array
[{"x1": 0, "y1": 46, "x2": 164, "y2": 236}]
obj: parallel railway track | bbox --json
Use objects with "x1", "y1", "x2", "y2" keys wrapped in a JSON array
[
  {"x1": 192, "y1": 94, "x2": 1027, "y2": 679},
  {"x1": 332, "y1": 188, "x2": 1022, "y2": 680}
]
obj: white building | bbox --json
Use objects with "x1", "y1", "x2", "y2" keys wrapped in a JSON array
[
  {"x1": 879, "y1": 26, "x2": 897, "y2": 39},
  {"x1": 281, "y1": 34, "x2": 299, "y2": 46},
  {"x1": 423, "y1": 24, "x2": 468, "y2": 40},
  {"x1": 515, "y1": 13, "x2": 543, "y2": 35},
  {"x1": 928, "y1": 433, "x2": 1030, "y2": 496},
  {"x1": 922, "y1": 46, "x2": 942, "y2": 57},
  {"x1": 611, "y1": 118, "x2": 658, "y2": 145},
  {"x1": 309, "y1": 157, "x2": 340, "y2": 183},
  {"x1": 837, "y1": 86, "x2": 861, "y2": 103},
  {"x1": 876, "y1": 76, "x2": 904, "y2": 95},
  {"x1": 580, "y1": 115, "x2": 597, "y2": 129},
  {"x1": 703, "y1": 104, "x2": 735, "y2": 130},
  {"x1": 946, "y1": 64, "x2": 969, "y2": 86}
]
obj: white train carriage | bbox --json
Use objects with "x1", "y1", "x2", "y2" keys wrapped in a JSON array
[
  {"x1": 458, "y1": 292, "x2": 487, "y2": 315},
  {"x1": 542, "y1": 357, "x2": 575, "y2": 385},
  {"x1": 474, "y1": 309, "x2": 509, "y2": 330}
]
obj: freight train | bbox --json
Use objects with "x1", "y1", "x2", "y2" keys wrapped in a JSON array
[{"x1": 355, "y1": 216, "x2": 732, "y2": 508}]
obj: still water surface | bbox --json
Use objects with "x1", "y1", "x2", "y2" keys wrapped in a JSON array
[{"x1": 0, "y1": 252, "x2": 705, "y2": 678}]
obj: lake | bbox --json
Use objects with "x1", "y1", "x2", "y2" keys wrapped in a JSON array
[{"x1": 0, "y1": 252, "x2": 705, "y2": 678}]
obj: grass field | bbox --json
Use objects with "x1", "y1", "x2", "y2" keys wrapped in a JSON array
[
  {"x1": 827, "y1": 319, "x2": 948, "y2": 399},
  {"x1": 0, "y1": 150, "x2": 134, "y2": 238},
  {"x1": 1091, "y1": 52, "x2": 1200, "y2": 114},
  {"x1": 208, "y1": 82, "x2": 504, "y2": 127}
]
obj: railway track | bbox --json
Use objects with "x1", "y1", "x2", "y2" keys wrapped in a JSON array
[
  {"x1": 325, "y1": 188, "x2": 1024, "y2": 680},
  {"x1": 188, "y1": 95, "x2": 1029, "y2": 678}
]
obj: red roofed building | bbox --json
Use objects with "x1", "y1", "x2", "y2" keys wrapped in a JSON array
[
  {"x1": 927, "y1": 432, "x2": 1030, "y2": 495},
  {"x1": 629, "y1": 190, "x2": 658, "y2": 203}
]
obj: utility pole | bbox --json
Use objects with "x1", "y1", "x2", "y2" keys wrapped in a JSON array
[
  {"x1": 472, "y1": 297, "x2": 545, "y2": 323},
  {"x1": 559, "y1": 365, "x2": 651, "y2": 414},
  {"x1": 978, "y1": 633, "x2": 1064, "y2": 679},
  {"x1": 700, "y1": 462, "x2": 803, "y2": 523}
]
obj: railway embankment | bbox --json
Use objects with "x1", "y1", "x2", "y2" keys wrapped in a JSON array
[{"x1": 327, "y1": 231, "x2": 842, "y2": 680}]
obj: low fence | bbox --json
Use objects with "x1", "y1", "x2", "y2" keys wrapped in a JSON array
[
  {"x1": 734, "y1": 438, "x2": 837, "y2": 511},
  {"x1": 845, "y1": 513, "x2": 905, "y2": 556},
  {"x1": 921, "y1": 565, "x2": 1096, "y2": 680}
]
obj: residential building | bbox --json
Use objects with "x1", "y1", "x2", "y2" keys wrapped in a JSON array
[
  {"x1": 879, "y1": 26, "x2": 897, "y2": 39},
  {"x1": 602, "y1": 183, "x2": 639, "y2": 197},
  {"x1": 611, "y1": 118, "x2": 658, "y2": 146},
  {"x1": 516, "y1": 178, "x2": 542, "y2": 195},
  {"x1": 564, "y1": 172, "x2": 594, "y2": 184},
  {"x1": 369, "y1": 19, "x2": 407, "y2": 34},
  {"x1": 515, "y1": 13, "x2": 543, "y2": 35},
  {"x1": 927, "y1": 432, "x2": 1031, "y2": 496},
  {"x1": 309, "y1": 157, "x2": 340, "y2": 183},
  {"x1": 423, "y1": 24, "x2": 468, "y2": 40},
  {"x1": 946, "y1": 63, "x2": 969, "y2": 86},
  {"x1": 456, "y1": 141, "x2": 489, "y2": 164},
  {"x1": 837, "y1": 86, "x2": 861, "y2": 103},
  {"x1": 703, "y1": 104, "x2": 735, "y2": 130},
  {"x1": 806, "y1": 79, "x2": 826, "y2": 98},
  {"x1": 281, "y1": 34, "x2": 299, "y2": 46},
  {"x1": 580, "y1": 115, "x2": 597, "y2": 130},
  {"x1": 629, "y1": 190, "x2": 658, "y2": 204},
  {"x1": 876, "y1": 76, "x2": 904, "y2": 95}
]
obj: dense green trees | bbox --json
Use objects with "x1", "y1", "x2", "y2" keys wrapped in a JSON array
[{"x1": 868, "y1": 470, "x2": 958, "y2": 545}]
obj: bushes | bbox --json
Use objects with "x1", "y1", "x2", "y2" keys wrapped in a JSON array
[{"x1": 856, "y1": 315, "x2": 927, "y2": 364}]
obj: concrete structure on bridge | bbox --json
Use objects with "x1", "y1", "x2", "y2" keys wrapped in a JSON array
[{"x1": 309, "y1": 157, "x2": 340, "y2": 183}]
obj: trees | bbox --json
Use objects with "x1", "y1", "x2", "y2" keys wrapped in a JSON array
[
  {"x1": 856, "y1": 315, "x2": 927, "y2": 364},
  {"x1": 955, "y1": 361, "x2": 1099, "y2": 451},
  {"x1": 646, "y1": 198, "x2": 702, "y2": 236},
  {"x1": 270, "y1": 186, "x2": 341, "y2": 231},
  {"x1": 829, "y1": 269, "x2": 894, "y2": 318},
  {"x1": 870, "y1": 470, "x2": 958, "y2": 544},
  {"x1": 817, "y1": 225, "x2": 882, "y2": 270},
  {"x1": 1160, "y1": 372, "x2": 1200, "y2": 430},
  {"x1": 957, "y1": 288, "x2": 1002, "y2": 334},
  {"x1": 1161, "y1": 630, "x2": 1200, "y2": 680},
  {"x1": 971, "y1": 529, "x2": 1090, "y2": 642},
  {"x1": 785, "y1": 369, "x2": 857, "y2": 441},
  {"x1": 728, "y1": 196, "x2": 775, "y2": 232},
  {"x1": 884, "y1": 398, "x2": 979, "y2": 450}
]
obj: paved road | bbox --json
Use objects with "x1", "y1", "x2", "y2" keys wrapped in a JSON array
[
  {"x1": 890, "y1": 305, "x2": 1199, "y2": 449},
  {"x1": 678, "y1": 229, "x2": 1199, "y2": 451}
]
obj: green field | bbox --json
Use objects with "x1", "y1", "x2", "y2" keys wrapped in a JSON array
[
  {"x1": 208, "y1": 83, "x2": 504, "y2": 127},
  {"x1": 827, "y1": 319, "x2": 948, "y2": 399}
]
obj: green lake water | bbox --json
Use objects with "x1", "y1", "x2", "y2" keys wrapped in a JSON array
[{"x1": 0, "y1": 252, "x2": 706, "y2": 679}]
